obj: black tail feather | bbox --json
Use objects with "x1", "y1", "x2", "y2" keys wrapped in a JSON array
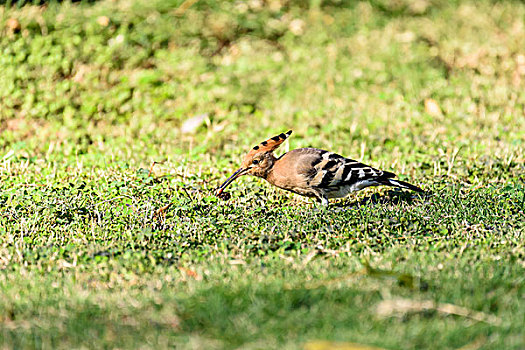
[{"x1": 380, "y1": 178, "x2": 424, "y2": 193}]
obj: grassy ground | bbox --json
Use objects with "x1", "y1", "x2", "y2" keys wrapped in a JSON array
[{"x1": 1, "y1": 0, "x2": 524, "y2": 349}]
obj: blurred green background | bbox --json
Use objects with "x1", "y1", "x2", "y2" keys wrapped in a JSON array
[{"x1": 0, "y1": 0, "x2": 524, "y2": 349}]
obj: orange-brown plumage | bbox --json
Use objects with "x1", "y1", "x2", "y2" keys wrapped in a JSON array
[{"x1": 216, "y1": 130, "x2": 423, "y2": 205}]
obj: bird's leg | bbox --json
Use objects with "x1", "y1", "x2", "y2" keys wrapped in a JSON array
[{"x1": 314, "y1": 193, "x2": 329, "y2": 207}]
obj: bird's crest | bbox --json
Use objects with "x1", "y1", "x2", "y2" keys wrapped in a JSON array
[{"x1": 247, "y1": 130, "x2": 292, "y2": 156}]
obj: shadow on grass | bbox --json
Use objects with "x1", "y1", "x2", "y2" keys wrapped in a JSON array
[{"x1": 332, "y1": 189, "x2": 431, "y2": 209}]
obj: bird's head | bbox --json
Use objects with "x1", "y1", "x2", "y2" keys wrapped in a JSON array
[{"x1": 216, "y1": 130, "x2": 292, "y2": 195}]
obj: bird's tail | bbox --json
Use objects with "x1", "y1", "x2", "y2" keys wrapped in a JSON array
[{"x1": 380, "y1": 178, "x2": 424, "y2": 193}]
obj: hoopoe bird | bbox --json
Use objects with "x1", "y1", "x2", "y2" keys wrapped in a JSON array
[{"x1": 216, "y1": 130, "x2": 423, "y2": 205}]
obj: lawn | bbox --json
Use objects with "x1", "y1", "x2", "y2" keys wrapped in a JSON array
[{"x1": 0, "y1": 0, "x2": 524, "y2": 349}]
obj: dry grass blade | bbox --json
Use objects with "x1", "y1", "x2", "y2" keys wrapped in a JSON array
[
  {"x1": 375, "y1": 298, "x2": 502, "y2": 325},
  {"x1": 456, "y1": 336, "x2": 487, "y2": 350},
  {"x1": 153, "y1": 202, "x2": 173, "y2": 218},
  {"x1": 147, "y1": 161, "x2": 157, "y2": 177},
  {"x1": 174, "y1": 0, "x2": 200, "y2": 16}
]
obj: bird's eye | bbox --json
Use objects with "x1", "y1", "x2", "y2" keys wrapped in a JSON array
[{"x1": 252, "y1": 160, "x2": 259, "y2": 165}]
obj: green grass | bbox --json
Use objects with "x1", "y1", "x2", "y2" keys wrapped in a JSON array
[{"x1": 1, "y1": 0, "x2": 524, "y2": 349}]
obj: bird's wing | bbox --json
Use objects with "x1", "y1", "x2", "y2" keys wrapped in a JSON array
[{"x1": 297, "y1": 149, "x2": 395, "y2": 189}]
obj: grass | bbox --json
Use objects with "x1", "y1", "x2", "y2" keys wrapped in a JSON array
[{"x1": 0, "y1": 0, "x2": 524, "y2": 349}]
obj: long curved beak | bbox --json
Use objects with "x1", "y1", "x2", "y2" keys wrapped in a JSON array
[{"x1": 216, "y1": 168, "x2": 248, "y2": 194}]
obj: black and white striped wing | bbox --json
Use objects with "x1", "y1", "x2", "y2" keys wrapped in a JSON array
[{"x1": 306, "y1": 150, "x2": 394, "y2": 191}]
